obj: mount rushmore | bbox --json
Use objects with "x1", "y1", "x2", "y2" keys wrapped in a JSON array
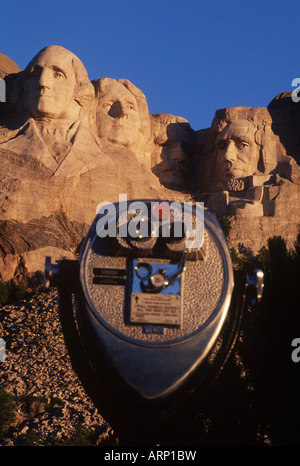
[{"x1": 0, "y1": 45, "x2": 299, "y2": 282}]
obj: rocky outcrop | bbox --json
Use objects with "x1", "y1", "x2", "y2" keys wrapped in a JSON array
[
  {"x1": 193, "y1": 105, "x2": 300, "y2": 254},
  {"x1": 0, "y1": 53, "x2": 21, "y2": 79},
  {"x1": 0, "y1": 45, "x2": 299, "y2": 281}
]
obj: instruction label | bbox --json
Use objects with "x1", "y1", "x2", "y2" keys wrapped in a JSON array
[
  {"x1": 93, "y1": 268, "x2": 127, "y2": 285},
  {"x1": 130, "y1": 293, "x2": 181, "y2": 326}
]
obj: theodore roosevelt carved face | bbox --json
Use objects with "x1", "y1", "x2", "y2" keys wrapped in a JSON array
[{"x1": 151, "y1": 114, "x2": 193, "y2": 188}]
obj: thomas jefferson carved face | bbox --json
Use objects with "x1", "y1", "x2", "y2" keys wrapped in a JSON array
[
  {"x1": 215, "y1": 120, "x2": 260, "y2": 187},
  {"x1": 23, "y1": 46, "x2": 79, "y2": 121},
  {"x1": 96, "y1": 81, "x2": 141, "y2": 149}
]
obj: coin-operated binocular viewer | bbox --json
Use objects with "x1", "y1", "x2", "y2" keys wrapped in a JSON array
[{"x1": 44, "y1": 200, "x2": 263, "y2": 445}]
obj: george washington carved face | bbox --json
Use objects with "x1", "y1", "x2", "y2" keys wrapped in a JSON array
[{"x1": 23, "y1": 46, "x2": 92, "y2": 122}]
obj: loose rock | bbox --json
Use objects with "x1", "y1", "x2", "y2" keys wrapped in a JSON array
[{"x1": 0, "y1": 289, "x2": 116, "y2": 446}]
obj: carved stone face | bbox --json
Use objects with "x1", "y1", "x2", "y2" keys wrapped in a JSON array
[
  {"x1": 23, "y1": 47, "x2": 79, "y2": 121},
  {"x1": 158, "y1": 141, "x2": 186, "y2": 186},
  {"x1": 215, "y1": 120, "x2": 260, "y2": 184},
  {"x1": 96, "y1": 81, "x2": 141, "y2": 149},
  {"x1": 154, "y1": 126, "x2": 190, "y2": 187}
]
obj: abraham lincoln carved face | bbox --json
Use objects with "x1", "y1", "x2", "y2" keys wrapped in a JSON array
[
  {"x1": 215, "y1": 119, "x2": 260, "y2": 181},
  {"x1": 211, "y1": 107, "x2": 269, "y2": 191}
]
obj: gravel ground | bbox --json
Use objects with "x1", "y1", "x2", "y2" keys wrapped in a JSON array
[{"x1": 0, "y1": 289, "x2": 117, "y2": 446}]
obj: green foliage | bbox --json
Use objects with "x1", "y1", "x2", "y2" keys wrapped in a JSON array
[
  {"x1": 0, "y1": 387, "x2": 16, "y2": 439},
  {"x1": 0, "y1": 280, "x2": 14, "y2": 305},
  {"x1": 194, "y1": 226, "x2": 300, "y2": 445},
  {"x1": 229, "y1": 247, "x2": 250, "y2": 270},
  {"x1": 234, "y1": 228, "x2": 300, "y2": 445},
  {"x1": 219, "y1": 215, "x2": 231, "y2": 240},
  {"x1": 0, "y1": 280, "x2": 30, "y2": 305},
  {"x1": 267, "y1": 235, "x2": 289, "y2": 266},
  {"x1": 0, "y1": 271, "x2": 44, "y2": 305},
  {"x1": 19, "y1": 429, "x2": 40, "y2": 446},
  {"x1": 14, "y1": 283, "x2": 29, "y2": 301},
  {"x1": 63, "y1": 423, "x2": 95, "y2": 446},
  {"x1": 0, "y1": 281, "x2": 9, "y2": 304},
  {"x1": 256, "y1": 245, "x2": 271, "y2": 271}
]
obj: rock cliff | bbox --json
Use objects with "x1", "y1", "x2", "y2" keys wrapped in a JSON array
[{"x1": 0, "y1": 46, "x2": 299, "y2": 281}]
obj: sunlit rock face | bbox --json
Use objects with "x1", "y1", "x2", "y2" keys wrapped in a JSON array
[
  {"x1": 0, "y1": 46, "x2": 299, "y2": 280},
  {"x1": 193, "y1": 105, "x2": 300, "y2": 253}
]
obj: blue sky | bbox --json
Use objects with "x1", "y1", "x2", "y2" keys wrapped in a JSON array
[{"x1": 0, "y1": 0, "x2": 298, "y2": 130}]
